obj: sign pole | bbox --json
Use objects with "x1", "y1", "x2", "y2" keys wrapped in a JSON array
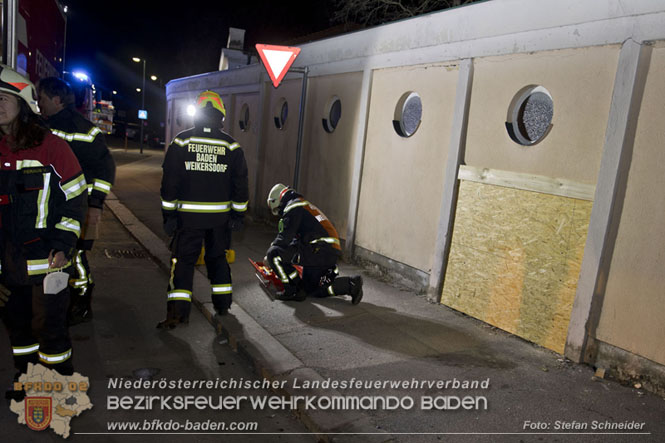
[
  {"x1": 255, "y1": 44, "x2": 307, "y2": 189},
  {"x1": 292, "y1": 66, "x2": 309, "y2": 190}
]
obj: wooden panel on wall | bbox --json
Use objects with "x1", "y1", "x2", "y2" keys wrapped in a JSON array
[{"x1": 441, "y1": 180, "x2": 591, "y2": 354}]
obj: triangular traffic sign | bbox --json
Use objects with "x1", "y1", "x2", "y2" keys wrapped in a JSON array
[{"x1": 256, "y1": 44, "x2": 301, "y2": 88}]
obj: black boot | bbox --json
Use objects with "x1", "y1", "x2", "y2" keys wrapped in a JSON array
[
  {"x1": 157, "y1": 301, "x2": 190, "y2": 329},
  {"x1": 215, "y1": 306, "x2": 230, "y2": 316},
  {"x1": 69, "y1": 284, "x2": 94, "y2": 326},
  {"x1": 276, "y1": 282, "x2": 306, "y2": 301},
  {"x1": 350, "y1": 276, "x2": 363, "y2": 305}
]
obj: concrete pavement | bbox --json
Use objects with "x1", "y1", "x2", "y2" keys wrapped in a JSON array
[{"x1": 105, "y1": 147, "x2": 665, "y2": 442}]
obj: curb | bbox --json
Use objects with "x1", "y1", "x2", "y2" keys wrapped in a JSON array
[{"x1": 104, "y1": 193, "x2": 387, "y2": 442}]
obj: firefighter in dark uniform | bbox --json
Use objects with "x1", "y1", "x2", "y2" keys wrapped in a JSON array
[
  {"x1": 265, "y1": 184, "x2": 363, "y2": 304},
  {"x1": 0, "y1": 65, "x2": 87, "y2": 382},
  {"x1": 37, "y1": 77, "x2": 116, "y2": 325},
  {"x1": 158, "y1": 90, "x2": 248, "y2": 328}
]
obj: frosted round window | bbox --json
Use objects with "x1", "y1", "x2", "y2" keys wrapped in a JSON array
[
  {"x1": 393, "y1": 92, "x2": 422, "y2": 137},
  {"x1": 506, "y1": 86, "x2": 553, "y2": 146},
  {"x1": 322, "y1": 96, "x2": 342, "y2": 133}
]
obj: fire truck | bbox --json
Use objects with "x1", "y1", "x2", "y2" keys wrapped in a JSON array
[
  {"x1": 91, "y1": 99, "x2": 114, "y2": 134},
  {"x1": 1, "y1": 0, "x2": 66, "y2": 83}
]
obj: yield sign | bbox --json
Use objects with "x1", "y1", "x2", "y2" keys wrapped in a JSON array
[{"x1": 256, "y1": 44, "x2": 301, "y2": 88}]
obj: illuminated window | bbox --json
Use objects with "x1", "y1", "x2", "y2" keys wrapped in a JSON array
[
  {"x1": 506, "y1": 86, "x2": 553, "y2": 146},
  {"x1": 322, "y1": 96, "x2": 342, "y2": 133},
  {"x1": 393, "y1": 92, "x2": 422, "y2": 137}
]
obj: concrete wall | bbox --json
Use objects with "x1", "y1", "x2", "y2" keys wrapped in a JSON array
[
  {"x1": 595, "y1": 45, "x2": 665, "y2": 367},
  {"x1": 465, "y1": 46, "x2": 619, "y2": 182},
  {"x1": 299, "y1": 72, "x2": 364, "y2": 238},
  {"x1": 355, "y1": 63, "x2": 457, "y2": 272},
  {"x1": 228, "y1": 92, "x2": 260, "y2": 209},
  {"x1": 255, "y1": 78, "x2": 303, "y2": 218}
]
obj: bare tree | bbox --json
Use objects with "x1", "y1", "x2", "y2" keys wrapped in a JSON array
[{"x1": 332, "y1": 0, "x2": 479, "y2": 26}]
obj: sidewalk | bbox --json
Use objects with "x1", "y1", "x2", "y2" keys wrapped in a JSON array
[{"x1": 107, "y1": 150, "x2": 665, "y2": 442}]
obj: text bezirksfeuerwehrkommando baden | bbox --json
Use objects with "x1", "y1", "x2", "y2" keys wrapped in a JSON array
[{"x1": 106, "y1": 377, "x2": 490, "y2": 411}]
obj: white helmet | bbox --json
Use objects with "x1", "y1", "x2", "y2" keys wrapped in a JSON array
[
  {"x1": 267, "y1": 183, "x2": 289, "y2": 216},
  {"x1": 0, "y1": 64, "x2": 40, "y2": 114}
]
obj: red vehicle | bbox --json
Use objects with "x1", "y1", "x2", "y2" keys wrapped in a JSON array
[{"x1": 1, "y1": 0, "x2": 66, "y2": 83}]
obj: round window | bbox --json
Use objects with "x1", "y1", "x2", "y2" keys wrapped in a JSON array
[
  {"x1": 393, "y1": 92, "x2": 422, "y2": 137},
  {"x1": 274, "y1": 98, "x2": 288, "y2": 130},
  {"x1": 506, "y1": 86, "x2": 554, "y2": 146},
  {"x1": 239, "y1": 103, "x2": 250, "y2": 132},
  {"x1": 322, "y1": 96, "x2": 342, "y2": 133}
]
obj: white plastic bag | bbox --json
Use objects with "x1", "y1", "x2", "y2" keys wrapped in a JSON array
[{"x1": 43, "y1": 271, "x2": 69, "y2": 295}]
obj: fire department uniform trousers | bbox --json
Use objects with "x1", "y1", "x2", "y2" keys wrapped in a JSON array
[
  {"x1": 168, "y1": 225, "x2": 232, "y2": 319},
  {"x1": 2, "y1": 282, "x2": 73, "y2": 375}
]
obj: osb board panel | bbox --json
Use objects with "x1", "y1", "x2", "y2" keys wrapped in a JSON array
[{"x1": 441, "y1": 181, "x2": 591, "y2": 354}]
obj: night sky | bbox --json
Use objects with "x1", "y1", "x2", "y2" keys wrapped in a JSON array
[
  {"x1": 64, "y1": 1, "x2": 334, "y2": 93},
  {"x1": 63, "y1": 0, "x2": 335, "y2": 126}
]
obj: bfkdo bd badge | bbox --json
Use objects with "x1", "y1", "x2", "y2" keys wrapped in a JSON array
[{"x1": 25, "y1": 397, "x2": 52, "y2": 431}]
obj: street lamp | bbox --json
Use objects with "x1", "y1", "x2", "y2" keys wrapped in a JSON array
[
  {"x1": 132, "y1": 57, "x2": 146, "y2": 153},
  {"x1": 62, "y1": 5, "x2": 68, "y2": 75}
]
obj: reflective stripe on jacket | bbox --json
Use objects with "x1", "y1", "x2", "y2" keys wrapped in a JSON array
[
  {"x1": 0, "y1": 132, "x2": 87, "y2": 284},
  {"x1": 47, "y1": 107, "x2": 116, "y2": 209},
  {"x1": 271, "y1": 191, "x2": 342, "y2": 257},
  {"x1": 160, "y1": 126, "x2": 249, "y2": 229}
]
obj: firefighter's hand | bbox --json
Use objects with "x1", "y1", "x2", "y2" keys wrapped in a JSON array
[
  {"x1": 87, "y1": 207, "x2": 103, "y2": 225},
  {"x1": 229, "y1": 216, "x2": 244, "y2": 232},
  {"x1": 48, "y1": 250, "x2": 68, "y2": 269},
  {"x1": 163, "y1": 217, "x2": 178, "y2": 237},
  {"x1": 0, "y1": 283, "x2": 10, "y2": 308}
]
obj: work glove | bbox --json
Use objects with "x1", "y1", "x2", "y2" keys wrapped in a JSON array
[
  {"x1": 229, "y1": 215, "x2": 244, "y2": 232},
  {"x1": 163, "y1": 216, "x2": 178, "y2": 237},
  {"x1": 0, "y1": 283, "x2": 11, "y2": 308}
]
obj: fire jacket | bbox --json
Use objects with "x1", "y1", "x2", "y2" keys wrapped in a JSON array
[
  {"x1": 47, "y1": 107, "x2": 115, "y2": 209},
  {"x1": 160, "y1": 126, "x2": 249, "y2": 229},
  {"x1": 269, "y1": 190, "x2": 342, "y2": 263},
  {"x1": 0, "y1": 133, "x2": 87, "y2": 284}
]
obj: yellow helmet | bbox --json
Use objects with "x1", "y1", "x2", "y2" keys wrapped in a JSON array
[{"x1": 195, "y1": 90, "x2": 225, "y2": 117}]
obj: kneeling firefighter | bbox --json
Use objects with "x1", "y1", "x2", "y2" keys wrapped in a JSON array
[
  {"x1": 265, "y1": 184, "x2": 363, "y2": 304},
  {"x1": 158, "y1": 91, "x2": 248, "y2": 328}
]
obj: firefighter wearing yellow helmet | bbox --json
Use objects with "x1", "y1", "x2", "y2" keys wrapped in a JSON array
[
  {"x1": 265, "y1": 184, "x2": 364, "y2": 305},
  {"x1": 158, "y1": 90, "x2": 249, "y2": 328},
  {"x1": 195, "y1": 90, "x2": 226, "y2": 116}
]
